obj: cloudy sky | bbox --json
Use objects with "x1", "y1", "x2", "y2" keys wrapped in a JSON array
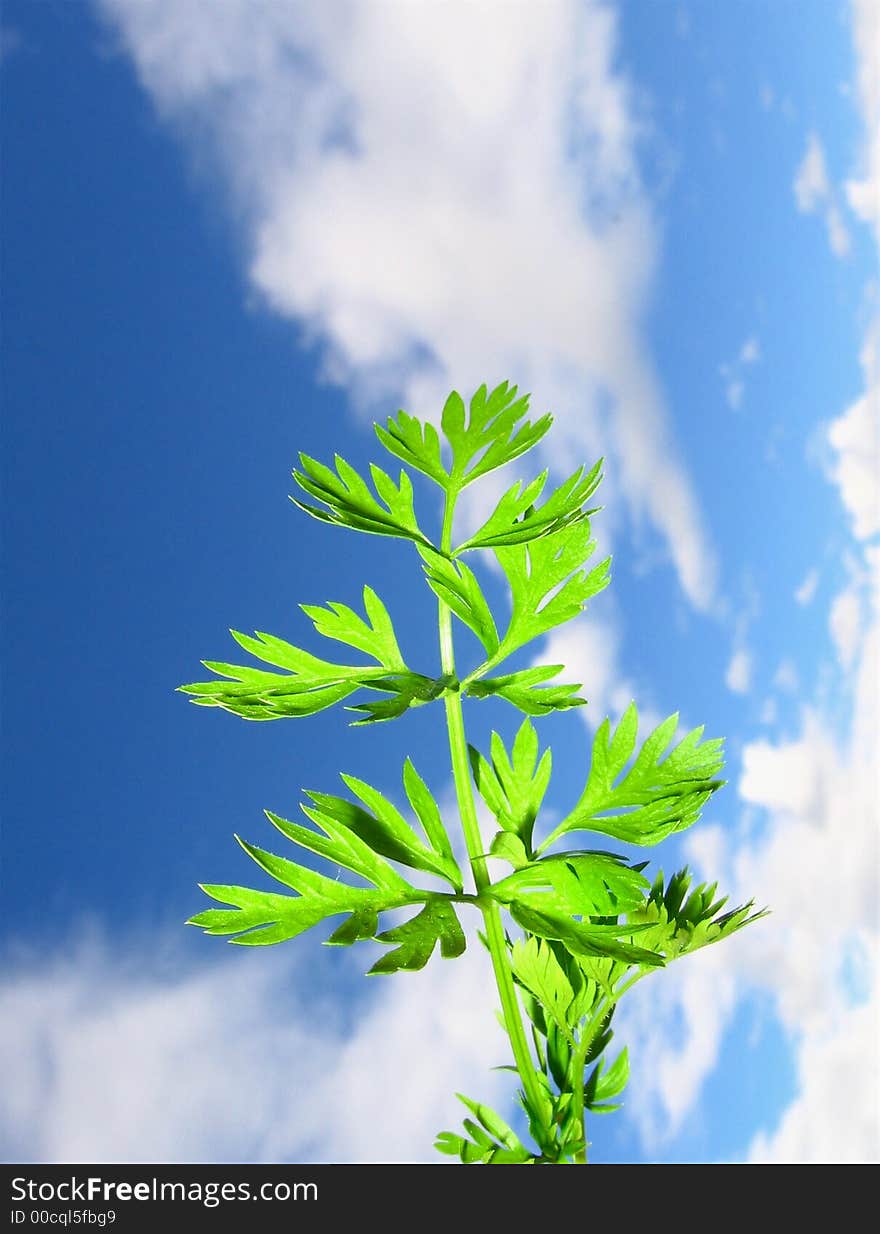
[{"x1": 2, "y1": 0, "x2": 877, "y2": 1165}]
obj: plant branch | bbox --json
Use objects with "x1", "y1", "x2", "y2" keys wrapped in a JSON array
[{"x1": 438, "y1": 484, "x2": 548, "y2": 1135}]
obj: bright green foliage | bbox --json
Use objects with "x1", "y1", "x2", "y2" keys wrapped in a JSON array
[
  {"x1": 377, "y1": 382, "x2": 551, "y2": 491},
  {"x1": 491, "y1": 852, "x2": 652, "y2": 918},
  {"x1": 306, "y1": 765, "x2": 462, "y2": 890},
  {"x1": 510, "y1": 935, "x2": 580, "y2": 1035},
  {"x1": 292, "y1": 453, "x2": 430, "y2": 546},
  {"x1": 584, "y1": 1048, "x2": 630, "y2": 1114},
  {"x1": 539, "y1": 702, "x2": 726, "y2": 852},
  {"x1": 417, "y1": 545, "x2": 499, "y2": 657},
  {"x1": 468, "y1": 718, "x2": 551, "y2": 851},
  {"x1": 435, "y1": 1094, "x2": 534, "y2": 1164},
  {"x1": 456, "y1": 462, "x2": 604, "y2": 554},
  {"x1": 369, "y1": 899, "x2": 466, "y2": 975},
  {"x1": 628, "y1": 867, "x2": 768, "y2": 959},
  {"x1": 181, "y1": 381, "x2": 765, "y2": 1166},
  {"x1": 440, "y1": 383, "x2": 550, "y2": 486},
  {"x1": 465, "y1": 665, "x2": 587, "y2": 715},
  {"x1": 491, "y1": 519, "x2": 611, "y2": 662},
  {"x1": 178, "y1": 589, "x2": 444, "y2": 724},
  {"x1": 300, "y1": 586, "x2": 407, "y2": 670},
  {"x1": 186, "y1": 798, "x2": 469, "y2": 969}
]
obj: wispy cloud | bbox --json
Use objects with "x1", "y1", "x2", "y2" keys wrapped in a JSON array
[
  {"x1": 794, "y1": 568, "x2": 819, "y2": 606},
  {"x1": 722, "y1": 576, "x2": 760, "y2": 696},
  {"x1": 719, "y1": 335, "x2": 761, "y2": 411},
  {"x1": 747, "y1": 991, "x2": 878, "y2": 1163},
  {"x1": 829, "y1": 584, "x2": 863, "y2": 670},
  {"x1": 618, "y1": 8, "x2": 880, "y2": 1159},
  {"x1": 620, "y1": 591, "x2": 879, "y2": 1159},
  {"x1": 772, "y1": 658, "x2": 799, "y2": 694},
  {"x1": 845, "y1": 0, "x2": 880, "y2": 248},
  {"x1": 538, "y1": 594, "x2": 663, "y2": 738},
  {"x1": 793, "y1": 132, "x2": 851, "y2": 258},
  {"x1": 826, "y1": 323, "x2": 880, "y2": 542},
  {"x1": 724, "y1": 647, "x2": 752, "y2": 694},
  {"x1": 0, "y1": 933, "x2": 504, "y2": 1163},
  {"x1": 95, "y1": 0, "x2": 718, "y2": 610}
]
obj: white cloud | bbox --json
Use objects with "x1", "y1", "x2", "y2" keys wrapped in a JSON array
[
  {"x1": 720, "y1": 335, "x2": 760, "y2": 410},
  {"x1": 618, "y1": 53, "x2": 880, "y2": 1147},
  {"x1": 538, "y1": 608, "x2": 661, "y2": 736},
  {"x1": 740, "y1": 336, "x2": 761, "y2": 365},
  {"x1": 620, "y1": 606, "x2": 879, "y2": 1159},
  {"x1": 795, "y1": 568, "x2": 819, "y2": 606},
  {"x1": 826, "y1": 326, "x2": 880, "y2": 542},
  {"x1": 826, "y1": 202, "x2": 852, "y2": 257},
  {"x1": 829, "y1": 584, "x2": 863, "y2": 669},
  {"x1": 723, "y1": 578, "x2": 760, "y2": 696},
  {"x1": 794, "y1": 132, "x2": 851, "y2": 257},
  {"x1": 747, "y1": 989, "x2": 879, "y2": 1163},
  {"x1": 845, "y1": 0, "x2": 880, "y2": 247},
  {"x1": 95, "y1": 0, "x2": 718, "y2": 611},
  {"x1": 617, "y1": 941, "x2": 741, "y2": 1147},
  {"x1": 739, "y1": 724, "x2": 830, "y2": 820},
  {"x1": 794, "y1": 133, "x2": 830, "y2": 212},
  {"x1": 0, "y1": 932, "x2": 505, "y2": 1163},
  {"x1": 772, "y1": 658, "x2": 799, "y2": 693},
  {"x1": 724, "y1": 378, "x2": 744, "y2": 410},
  {"x1": 706, "y1": 27, "x2": 880, "y2": 1151},
  {"x1": 725, "y1": 647, "x2": 752, "y2": 694}
]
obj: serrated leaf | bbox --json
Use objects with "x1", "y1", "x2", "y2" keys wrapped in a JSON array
[
  {"x1": 491, "y1": 852, "x2": 651, "y2": 918},
  {"x1": 346, "y1": 671, "x2": 449, "y2": 725},
  {"x1": 510, "y1": 936, "x2": 575, "y2": 1036},
  {"x1": 368, "y1": 899, "x2": 466, "y2": 974},
  {"x1": 489, "y1": 831, "x2": 530, "y2": 868},
  {"x1": 292, "y1": 452, "x2": 431, "y2": 547},
  {"x1": 187, "y1": 871, "x2": 409, "y2": 948},
  {"x1": 264, "y1": 807, "x2": 411, "y2": 896},
  {"x1": 509, "y1": 902, "x2": 665, "y2": 967},
  {"x1": 187, "y1": 786, "x2": 431, "y2": 952},
  {"x1": 186, "y1": 883, "x2": 325, "y2": 943},
  {"x1": 468, "y1": 718, "x2": 551, "y2": 851},
  {"x1": 325, "y1": 908, "x2": 380, "y2": 947},
  {"x1": 417, "y1": 545, "x2": 499, "y2": 656},
  {"x1": 585, "y1": 1047, "x2": 629, "y2": 1113},
  {"x1": 438, "y1": 382, "x2": 551, "y2": 488},
  {"x1": 626, "y1": 866, "x2": 769, "y2": 961},
  {"x1": 434, "y1": 1131, "x2": 467, "y2": 1157},
  {"x1": 402, "y1": 758, "x2": 461, "y2": 886},
  {"x1": 489, "y1": 519, "x2": 611, "y2": 662},
  {"x1": 597, "y1": 1047, "x2": 629, "y2": 1100},
  {"x1": 178, "y1": 627, "x2": 400, "y2": 722},
  {"x1": 540, "y1": 703, "x2": 726, "y2": 851},
  {"x1": 235, "y1": 836, "x2": 380, "y2": 906},
  {"x1": 375, "y1": 410, "x2": 447, "y2": 486},
  {"x1": 307, "y1": 767, "x2": 462, "y2": 890},
  {"x1": 300, "y1": 586, "x2": 406, "y2": 671},
  {"x1": 456, "y1": 1094, "x2": 530, "y2": 1155},
  {"x1": 456, "y1": 459, "x2": 604, "y2": 554},
  {"x1": 466, "y1": 664, "x2": 587, "y2": 715}
]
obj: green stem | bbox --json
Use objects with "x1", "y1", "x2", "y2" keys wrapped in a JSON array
[
  {"x1": 438, "y1": 485, "x2": 547, "y2": 1135},
  {"x1": 569, "y1": 969, "x2": 649, "y2": 1163}
]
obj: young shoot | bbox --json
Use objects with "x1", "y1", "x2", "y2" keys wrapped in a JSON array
[{"x1": 179, "y1": 382, "x2": 766, "y2": 1165}]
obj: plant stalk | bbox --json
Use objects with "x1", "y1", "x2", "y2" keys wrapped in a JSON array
[
  {"x1": 437, "y1": 487, "x2": 548, "y2": 1138},
  {"x1": 567, "y1": 971, "x2": 649, "y2": 1163}
]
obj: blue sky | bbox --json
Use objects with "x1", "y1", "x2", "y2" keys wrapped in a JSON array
[{"x1": 2, "y1": 0, "x2": 877, "y2": 1164}]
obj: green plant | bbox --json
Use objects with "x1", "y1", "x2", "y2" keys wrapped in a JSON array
[{"x1": 179, "y1": 382, "x2": 765, "y2": 1164}]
